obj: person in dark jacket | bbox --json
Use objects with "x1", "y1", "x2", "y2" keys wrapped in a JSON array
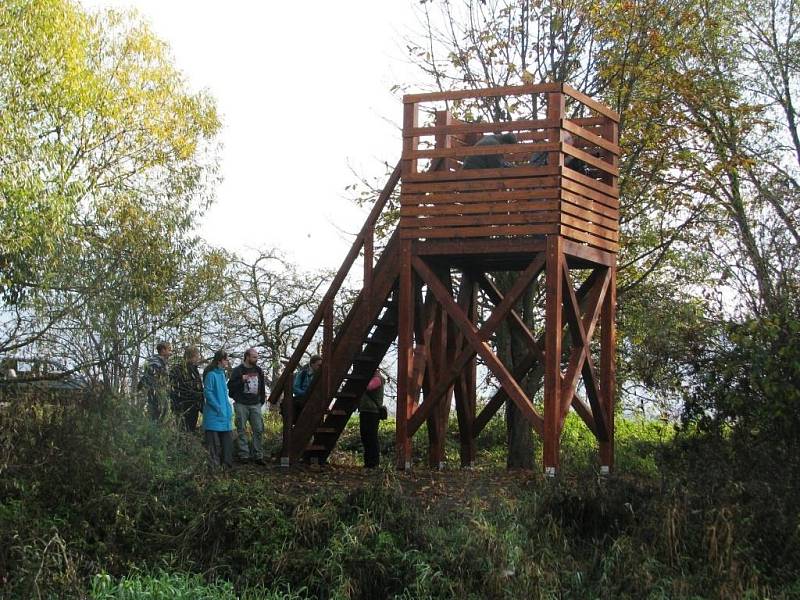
[
  {"x1": 462, "y1": 133, "x2": 518, "y2": 170},
  {"x1": 359, "y1": 370, "x2": 385, "y2": 469},
  {"x1": 291, "y1": 354, "x2": 321, "y2": 424},
  {"x1": 170, "y1": 346, "x2": 204, "y2": 432},
  {"x1": 202, "y1": 350, "x2": 233, "y2": 469},
  {"x1": 138, "y1": 341, "x2": 172, "y2": 422},
  {"x1": 228, "y1": 348, "x2": 267, "y2": 464}
]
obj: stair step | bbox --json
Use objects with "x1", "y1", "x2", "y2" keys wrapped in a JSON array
[
  {"x1": 354, "y1": 354, "x2": 380, "y2": 363},
  {"x1": 326, "y1": 409, "x2": 348, "y2": 416},
  {"x1": 307, "y1": 444, "x2": 327, "y2": 452},
  {"x1": 333, "y1": 392, "x2": 358, "y2": 400},
  {"x1": 315, "y1": 427, "x2": 337, "y2": 434},
  {"x1": 345, "y1": 373, "x2": 371, "y2": 381},
  {"x1": 366, "y1": 335, "x2": 394, "y2": 345}
]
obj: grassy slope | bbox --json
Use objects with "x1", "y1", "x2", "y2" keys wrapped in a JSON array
[{"x1": 1, "y1": 398, "x2": 798, "y2": 599}]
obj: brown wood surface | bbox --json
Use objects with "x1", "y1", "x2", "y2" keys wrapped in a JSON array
[
  {"x1": 562, "y1": 239, "x2": 617, "y2": 267},
  {"x1": 544, "y1": 235, "x2": 564, "y2": 471},
  {"x1": 401, "y1": 188, "x2": 561, "y2": 206},
  {"x1": 403, "y1": 82, "x2": 562, "y2": 103},
  {"x1": 401, "y1": 199, "x2": 561, "y2": 216},
  {"x1": 561, "y1": 119, "x2": 622, "y2": 154},
  {"x1": 559, "y1": 224, "x2": 619, "y2": 252},
  {"x1": 561, "y1": 167, "x2": 619, "y2": 200},
  {"x1": 401, "y1": 211, "x2": 561, "y2": 229},
  {"x1": 396, "y1": 239, "x2": 414, "y2": 469},
  {"x1": 407, "y1": 142, "x2": 558, "y2": 161},
  {"x1": 559, "y1": 199, "x2": 619, "y2": 230},
  {"x1": 560, "y1": 189, "x2": 619, "y2": 220},
  {"x1": 562, "y1": 84, "x2": 621, "y2": 122},
  {"x1": 403, "y1": 165, "x2": 561, "y2": 183},
  {"x1": 401, "y1": 223, "x2": 558, "y2": 239},
  {"x1": 407, "y1": 118, "x2": 559, "y2": 138},
  {"x1": 562, "y1": 143, "x2": 620, "y2": 177},
  {"x1": 559, "y1": 214, "x2": 620, "y2": 241},
  {"x1": 600, "y1": 265, "x2": 617, "y2": 467},
  {"x1": 402, "y1": 175, "x2": 561, "y2": 194}
]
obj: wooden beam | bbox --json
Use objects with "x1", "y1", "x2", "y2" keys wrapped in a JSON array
[
  {"x1": 407, "y1": 255, "x2": 546, "y2": 435},
  {"x1": 396, "y1": 240, "x2": 414, "y2": 469},
  {"x1": 600, "y1": 265, "x2": 617, "y2": 469},
  {"x1": 543, "y1": 235, "x2": 564, "y2": 472},
  {"x1": 411, "y1": 256, "x2": 545, "y2": 435}
]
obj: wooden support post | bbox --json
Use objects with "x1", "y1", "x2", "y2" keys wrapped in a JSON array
[
  {"x1": 281, "y1": 374, "x2": 293, "y2": 467},
  {"x1": 427, "y1": 304, "x2": 447, "y2": 469},
  {"x1": 547, "y1": 89, "x2": 565, "y2": 167},
  {"x1": 402, "y1": 100, "x2": 419, "y2": 176},
  {"x1": 544, "y1": 235, "x2": 564, "y2": 475},
  {"x1": 396, "y1": 239, "x2": 414, "y2": 470},
  {"x1": 599, "y1": 265, "x2": 617, "y2": 472}
]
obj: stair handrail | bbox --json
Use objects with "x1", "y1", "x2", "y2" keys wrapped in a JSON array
[{"x1": 267, "y1": 161, "x2": 402, "y2": 406}]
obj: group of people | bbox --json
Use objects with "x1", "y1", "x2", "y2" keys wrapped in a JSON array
[{"x1": 138, "y1": 343, "x2": 385, "y2": 470}]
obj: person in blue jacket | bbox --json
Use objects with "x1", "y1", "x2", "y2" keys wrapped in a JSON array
[
  {"x1": 290, "y1": 354, "x2": 321, "y2": 424},
  {"x1": 202, "y1": 349, "x2": 233, "y2": 469}
]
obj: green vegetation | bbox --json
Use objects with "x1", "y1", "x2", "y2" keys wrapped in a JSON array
[{"x1": 1, "y1": 395, "x2": 798, "y2": 599}]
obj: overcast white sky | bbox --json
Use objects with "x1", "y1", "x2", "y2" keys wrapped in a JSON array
[{"x1": 80, "y1": 0, "x2": 425, "y2": 271}]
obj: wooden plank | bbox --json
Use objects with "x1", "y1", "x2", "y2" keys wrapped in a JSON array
[
  {"x1": 600, "y1": 265, "x2": 617, "y2": 468},
  {"x1": 562, "y1": 143, "x2": 620, "y2": 177},
  {"x1": 572, "y1": 117, "x2": 607, "y2": 127},
  {"x1": 412, "y1": 256, "x2": 545, "y2": 435},
  {"x1": 560, "y1": 225, "x2": 619, "y2": 253},
  {"x1": 403, "y1": 165, "x2": 561, "y2": 183},
  {"x1": 402, "y1": 103, "x2": 419, "y2": 176},
  {"x1": 402, "y1": 175, "x2": 560, "y2": 194},
  {"x1": 560, "y1": 262, "x2": 609, "y2": 441},
  {"x1": 414, "y1": 238, "x2": 547, "y2": 256},
  {"x1": 396, "y1": 239, "x2": 414, "y2": 470},
  {"x1": 407, "y1": 118, "x2": 559, "y2": 138},
  {"x1": 562, "y1": 238, "x2": 617, "y2": 267},
  {"x1": 561, "y1": 167, "x2": 619, "y2": 200},
  {"x1": 559, "y1": 199, "x2": 618, "y2": 230},
  {"x1": 559, "y1": 214, "x2": 619, "y2": 241},
  {"x1": 401, "y1": 211, "x2": 561, "y2": 229},
  {"x1": 407, "y1": 255, "x2": 547, "y2": 436},
  {"x1": 401, "y1": 199, "x2": 560, "y2": 216},
  {"x1": 560, "y1": 177, "x2": 619, "y2": 210},
  {"x1": 401, "y1": 188, "x2": 560, "y2": 206},
  {"x1": 401, "y1": 223, "x2": 557, "y2": 239},
  {"x1": 407, "y1": 142, "x2": 559, "y2": 161},
  {"x1": 562, "y1": 84, "x2": 620, "y2": 122},
  {"x1": 403, "y1": 82, "x2": 562, "y2": 103},
  {"x1": 560, "y1": 189, "x2": 619, "y2": 220},
  {"x1": 544, "y1": 235, "x2": 564, "y2": 472},
  {"x1": 561, "y1": 119, "x2": 621, "y2": 154}
]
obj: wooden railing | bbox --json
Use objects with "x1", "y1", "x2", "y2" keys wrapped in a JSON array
[
  {"x1": 400, "y1": 83, "x2": 621, "y2": 253},
  {"x1": 267, "y1": 162, "x2": 402, "y2": 410}
]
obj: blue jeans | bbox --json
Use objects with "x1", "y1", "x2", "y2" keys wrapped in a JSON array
[{"x1": 234, "y1": 403, "x2": 264, "y2": 460}]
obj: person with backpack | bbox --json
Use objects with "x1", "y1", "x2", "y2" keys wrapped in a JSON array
[
  {"x1": 202, "y1": 350, "x2": 233, "y2": 470},
  {"x1": 227, "y1": 348, "x2": 267, "y2": 465},
  {"x1": 462, "y1": 133, "x2": 518, "y2": 169},
  {"x1": 291, "y1": 354, "x2": 321, "y2": 424},
  {"x1": 359, "y1": 370, "x2": 386, "y2": 469}
]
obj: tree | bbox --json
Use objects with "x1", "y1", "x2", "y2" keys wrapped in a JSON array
[{"x1": 0, "y1": 0, "x2": 222, "y2": 388}]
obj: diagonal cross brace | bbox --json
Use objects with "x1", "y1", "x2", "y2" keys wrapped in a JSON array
[{"x1": 410, "y1": 256, "x2": 546, "y2": 436}]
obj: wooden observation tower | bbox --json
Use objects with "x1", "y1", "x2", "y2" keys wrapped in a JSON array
[{"x1": 268, "y1": 83, "x2": 620, "y2": 474}]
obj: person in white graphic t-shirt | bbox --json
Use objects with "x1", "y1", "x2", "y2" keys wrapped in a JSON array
[{"x1": 227, "y1": 348, "x2": 267, "y2": 465}]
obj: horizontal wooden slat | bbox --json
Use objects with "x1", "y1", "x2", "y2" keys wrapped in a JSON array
[
  {"x1": 560, "y1": 225, "x2": 619, "y2": 252},
  {"x1": 559, "y1": 213, "x2": 619, "y2": 241},
  {"x1": 400, "y1": 211, "x2": 560, "y2": 229},
  {"x1": 401, "y1": 223, "x2": 557, "y2": 239},
  {"x1": 559, "y1": 200, "x2": 618, "y2": 230},
  {"x1": 401, "y1": 187, "x2": 559, "y2": 205},
  {"x1": 403, "y1": 83, "x2": 562, "y2": 103},
  {"x1": 562, "y1": 239, "x2": 617, "y2": 266},
  {"x1": 407, "y1": 142, "x2": 558, "y2": 161},
  {"x1": 560, "y1": 189, "x2": 619, "y2": 220},
  {"x1": 563, "y1": 84, "x2": 620, "y2": 122},
  {"x1": 407, "y1": 118, "x2": 558, "y2": 138},
  {"x1": 561, "y1": 176, "x2": 619, "y2": 209},
  {"x1": 561, "y1": 166, "x2": 619, "y2": 198},
  {"x1": 400, "y1": 199, "x2": 561, "y2": 217},
  {"x1": 562, "y1": 144, "x2": 619, "y2": 177},
  {"x1": 403, "y1": 165, "x2": 561, "y2": 183},
  {"x1": 402, "y1": 174, "x2": 560, "y2": 193},
  {"x1": 561, "y1": 120, "x2": 621, "y2": 154},
  {"x1": 571, "y1": 117, "x2": 607, "y2": 127}
]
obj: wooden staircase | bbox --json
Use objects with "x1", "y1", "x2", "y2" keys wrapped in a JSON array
[{"x1": 268, "y1": 163, "x2": 402, "y2": 465}]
